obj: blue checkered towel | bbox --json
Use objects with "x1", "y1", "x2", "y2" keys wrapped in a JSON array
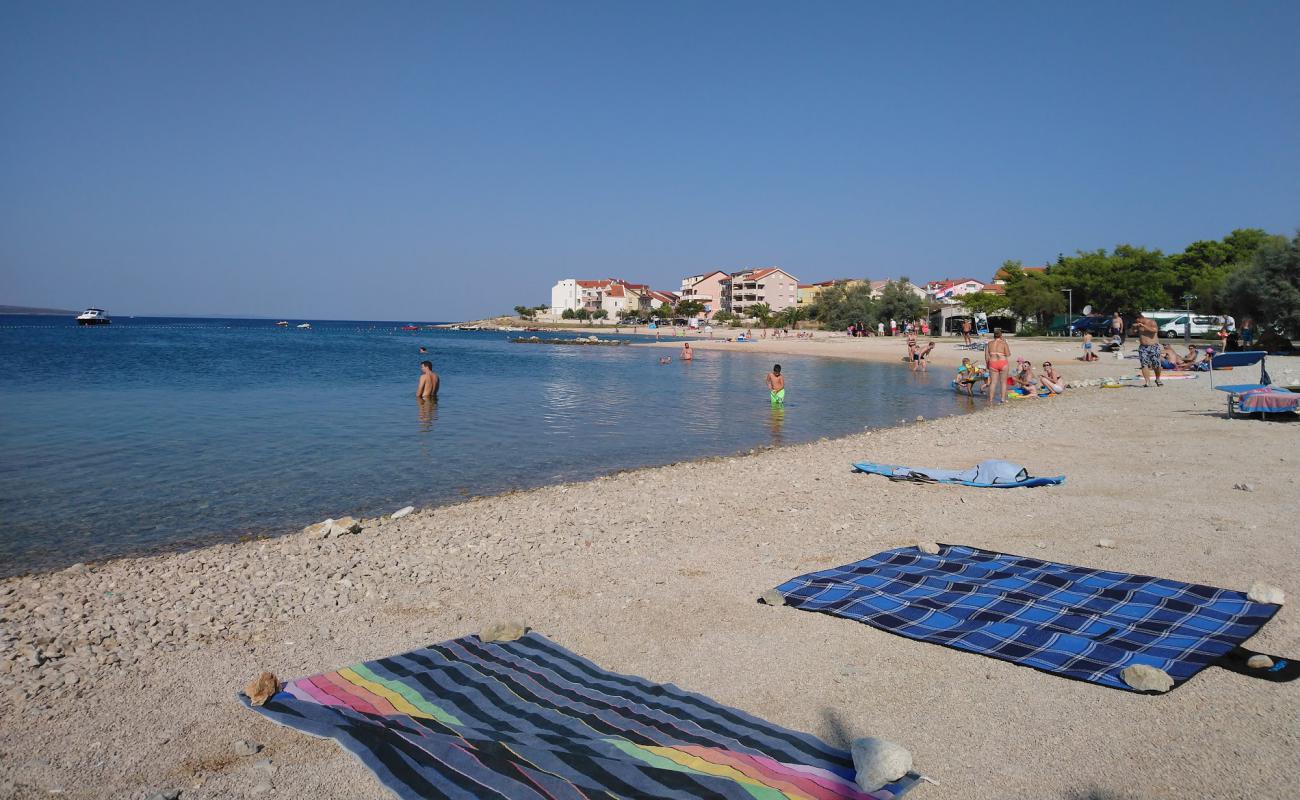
[{"x1": 764, "y1": 544, "x2": 1284, "y2": 692}]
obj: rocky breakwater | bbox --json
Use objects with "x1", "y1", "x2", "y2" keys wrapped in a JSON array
[{"x1": 510, "y1": 335, "x2": 625, "y2": 346}]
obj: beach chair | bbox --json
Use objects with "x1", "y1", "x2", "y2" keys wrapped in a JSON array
[{"x1": 1208, "y1": 350, "x2": 1298, "y2": 418}]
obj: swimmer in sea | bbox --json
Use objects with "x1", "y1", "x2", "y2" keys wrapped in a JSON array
[
  {"x1": 681, "y1": 342, "x2": 693, "y2": 361},
  {"x1": 766, "y1": 364, "x2": 785, "y2": 406},
  {"x1": 984, "y1": 329, "x2": 1010, "y2": 405},
  {"x1": 416, "y1": 360, "x2": 439, "y2": 400}
]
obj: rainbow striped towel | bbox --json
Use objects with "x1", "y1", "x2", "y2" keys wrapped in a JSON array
[{"x1": 240, "y1": 632, "x2": 919, "y2": 799}]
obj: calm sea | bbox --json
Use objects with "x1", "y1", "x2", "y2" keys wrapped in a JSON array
[{"x1": 0, "y1": 315, "x2": 972, "y2": 575}]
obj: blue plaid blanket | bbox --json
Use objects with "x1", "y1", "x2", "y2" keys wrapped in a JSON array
[{"x1": 764, "y1": 544, "x2": 1284, "y2": 692}]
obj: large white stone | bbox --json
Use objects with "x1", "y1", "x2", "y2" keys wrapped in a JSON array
[
  {"x1": 1120, "y1": 664, "x2": 1173, "y2": 693},
  {"x1": 1247, "y1": 581, "x2": 1285, "y2": 605},
  {"x1": 391, "y1": 506, "x2": 415, "y2": 520},
  {"x1": 851, "y1": 737, "x2": 912, "y2": 792}
]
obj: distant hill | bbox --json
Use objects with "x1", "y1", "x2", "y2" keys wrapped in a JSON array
[{"x1": 0, "y1": 304, "x2": 78, "y2": 315}]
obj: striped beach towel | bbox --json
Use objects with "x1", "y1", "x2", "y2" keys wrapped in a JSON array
[
  {"x1": 764, "y1": 545, "x2": 1289, "y2": 692},
  {"x1": 241, "y1": 632, "x2": 918, "y2": 799}
]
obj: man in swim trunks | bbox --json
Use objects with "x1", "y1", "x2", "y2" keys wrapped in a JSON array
[
  {"x1": 917, "y1": 341, "x2": 935, "y2": 371},
  {"x1": 984, "y1": 329, "x2": 1011, "y2": 405},
  {"x1": 416, "y1": 361, "x2": 440, "y2": 400},
  {"x1": 681, "y1": 342, "x2": 693, "y2": 361},
  {"x1": 906, "y1": 330, "x2": 918, "y2": 368},
  {"x1": 962, "y1": 318, "x2": 972, "y2": 346},
  {"x1": 766, "y1": 364, "x2": 785, "y2": 405},
  {"x1": 1130, "y1": 312, "x2": 1163, "y2": 387}
]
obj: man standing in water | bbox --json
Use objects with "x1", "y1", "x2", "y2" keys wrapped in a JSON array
[
  {"x1": 984, "y1": 329, "x2": 1011, "y2": 405},
  {"x1": 1131, "y1": 312, "x2": 1163, "y2": 387},
  {"x1": 417, "y1": 360, "x2": 440, "y2": 399},
  {"x1": 681, "y1": 342, "x2": 693, "y2": 361},
  {"x1": 766, "y1": 364, "x2": 785, "y2": 406}
]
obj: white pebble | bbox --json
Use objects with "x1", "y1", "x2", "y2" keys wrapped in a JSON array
[
  {"x1": 1247, "y1": 581, "x2": 1285, "y2": 605},
  {"x1": 851, "y1": 737, "x2": 912, "y2": 792},
  {"x1": 1120, "y1": 664, "x2": 1173, "y2": 693}
]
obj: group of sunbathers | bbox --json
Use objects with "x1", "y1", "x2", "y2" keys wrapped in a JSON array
[
  {"x1": 1160, "y1": 343, "x2": 1212, "y2": 371},
  {"x1": 955, "y1": 356, "x2": 1064, "y2": 397}
]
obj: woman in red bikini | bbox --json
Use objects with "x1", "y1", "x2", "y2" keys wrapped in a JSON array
[{"x1": 985, "y1": 328, "x2": 1011, "y2": 405}]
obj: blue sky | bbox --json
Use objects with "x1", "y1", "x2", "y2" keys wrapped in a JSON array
[{"x1": 3, "y1": 1, "x2": 1297, "y2": 319}]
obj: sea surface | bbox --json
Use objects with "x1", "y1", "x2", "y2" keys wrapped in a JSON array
[{"x1": 0, "y1": 315, "x2": 975, "y2": 575}]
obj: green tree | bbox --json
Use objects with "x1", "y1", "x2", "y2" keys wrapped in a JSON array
[
  {"x1": 778, "y1": 305, "x2": 804, "y2": 328},
  {"x1": 811, "y1": 282, "x2": 876, "y2": 330},
  {"x1": 573, "y1": 308, "x2": 591, "y2": 322},
  {"x1": 1168, "y1": 228, "x2": 1280, "y2": 310},
  {"x1": 591, "y1": 309, "x2": 608, "y2": 322},
  {"x1": 875, "y1": 279, "x2": 925, "y2": 325},
  {"x1": 998, "y1": 263, "x2": 1064, "y2": 327},
  {"x1": 958, "y1": 291, "x2": 1010, "y2": 316},
  {"x1": 560, "y1": 308, "x2": 576, "y2": 320},
  {"x1": 617, "y1": 307, "x2": 640, "y2": 321},
  {"x1": 747, "y1": 302, "x2": 773, "y2": 327},
  {"x1": 649, "y1": 305, "x2": 672, "y2": 319},
  {"x1": 1049, "y1": 245, "x2": 1173, "y2": 313},
  {"x1": 514, "y1": 305, "x2": 538, "y2": 319},
  {"x1": 676, "y1": 300, "x2": 705, "y2": 317},
  {"x1": 1223, "y1": 232, "x2": 1300, "y2": 338},
  {"x1": 712, "y1": 310, "x2": 736, "y2": 324}
]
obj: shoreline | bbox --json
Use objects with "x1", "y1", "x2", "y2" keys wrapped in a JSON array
[{"x1": 2, "y1": 355, "x2": 1297, "y2": 799}]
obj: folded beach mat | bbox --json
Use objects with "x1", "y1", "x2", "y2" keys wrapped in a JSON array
[
  {"x1": 1238, "y1": 386, "x2": 1298, "y2": 414},
  {"x1": 852, "y1": 459, "x2": 1064, "y2": 488},
  {"x1": 761, "y1": 544, "x2": 1295, "y2": 693},
  {"x1": 241, "y1": 631, "x2": 920, "y2": 799}
]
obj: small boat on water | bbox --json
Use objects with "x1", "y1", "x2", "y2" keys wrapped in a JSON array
[
  {"x1": 76, "y1": 308, "x2": 111, "y2": 326},
  {"x1": 275, "y1": 321, "x2": 289, "y2": 327},
  {"x1": 400, "y1": 325, "x2": 419, "y2": 331},
  {"x1": 296, "y1": 323, "x2": 311, "y2": 329}
]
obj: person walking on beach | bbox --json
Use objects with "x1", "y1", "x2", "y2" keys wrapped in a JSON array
[
  {"x1": 681, "y1": 342, "x2": 693, "y2": 361},
  {"x1": 890, "y1": 318, "x2": 897, "y2": 336},
  {"x1": 1111, "y1": 312, "x2": 1125, "y2": 346},
  {"x1": 1131, "y1": 312, "x2": 1163, "y2": 387},
  {"x1": 766, "y1": 364, "x2": 785, "y2": 406},
  {"x1": 962, "y1": 318, "x2": 972, "y2": 346},
  {"x1": 985, "y1": 329, "x2": 1011, "y2": 405},
  {"x1": 417, "y1": 361, "x2": 440, "y2": 400}
]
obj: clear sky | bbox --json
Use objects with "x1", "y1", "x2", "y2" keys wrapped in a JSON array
[{"x1": 3, "y1": 1, "x2": 1298, "y2": 320}]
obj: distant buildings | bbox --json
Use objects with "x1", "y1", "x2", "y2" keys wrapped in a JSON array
[
  {"x1": 924, "y1": 278, "x2": 986, "y2": 301},
  {"x1": 725, "y1": 267, "x2": 799, "y2": 316},
  {"x1": 679, "y1": 271, "x2": 730, "y2": 319},
  {"x1": 549, "y1": 278, "x2": 671, "y2": 318},
  {"x1": 545, "y1": 267, "x2": 1023, "y2": 324}
]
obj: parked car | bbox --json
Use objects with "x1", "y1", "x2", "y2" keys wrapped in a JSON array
[
  {"x1": 1160, "y1": 315, "x2": 1223, "y2": 338},
  {"x1": 1068, "y1": 315, "x2": 1112, "y2": 335}
]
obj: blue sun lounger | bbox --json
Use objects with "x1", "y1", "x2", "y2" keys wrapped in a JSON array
[
  {"x1": 852, "y1": 459, "x2": 1065, "y2": 488},
  {"x1": 1208, "y1": 350, "x2": 1298, "y2": 418}
]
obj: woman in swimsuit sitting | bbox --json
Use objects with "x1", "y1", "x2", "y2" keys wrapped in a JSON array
[
  {"x1": 1040, "y1": 362, "x2": 1064, "y2": 394},
  {"x1": 985, "y1": 329, "x2": 1011, "y2": 405}
]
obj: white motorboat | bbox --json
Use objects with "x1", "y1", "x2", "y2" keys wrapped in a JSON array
[
  {"x1": 76, "y1": 308, "x2": 111, "y2": 326},
  {"x1": 296, "y1": 323, "x2": 311, "y2": 329},
  {"x1": 275, "y1": 320, "x2": 289, "y2": 327}
]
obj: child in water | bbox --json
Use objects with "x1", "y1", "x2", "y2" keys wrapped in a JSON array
[
  {"x1": 955, "y1": 358, "x2": 986, "y2": 396},
  {"x1": 765, "y1": 364, "x2": 785, "y2": 405}
]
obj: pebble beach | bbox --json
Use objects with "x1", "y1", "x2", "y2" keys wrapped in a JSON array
[{"x1": 2, "y1": 341, "x2": 1297, "y2": 800}]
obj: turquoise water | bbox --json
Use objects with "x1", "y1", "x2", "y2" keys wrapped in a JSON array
[{"x1": 0, "y1": 316, "x2": 970, "y2": 575}]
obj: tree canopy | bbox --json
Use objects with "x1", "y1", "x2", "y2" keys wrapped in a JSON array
[
  {"x1": 810, "y1": 282, "x2": 876, "y2": 330},
  {"x1": 875, "y1": 280, "x2": 925, "y2": 324},
  {"x1": 1223, "y1": 232, "x2": 1300, "y2": 338}
]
